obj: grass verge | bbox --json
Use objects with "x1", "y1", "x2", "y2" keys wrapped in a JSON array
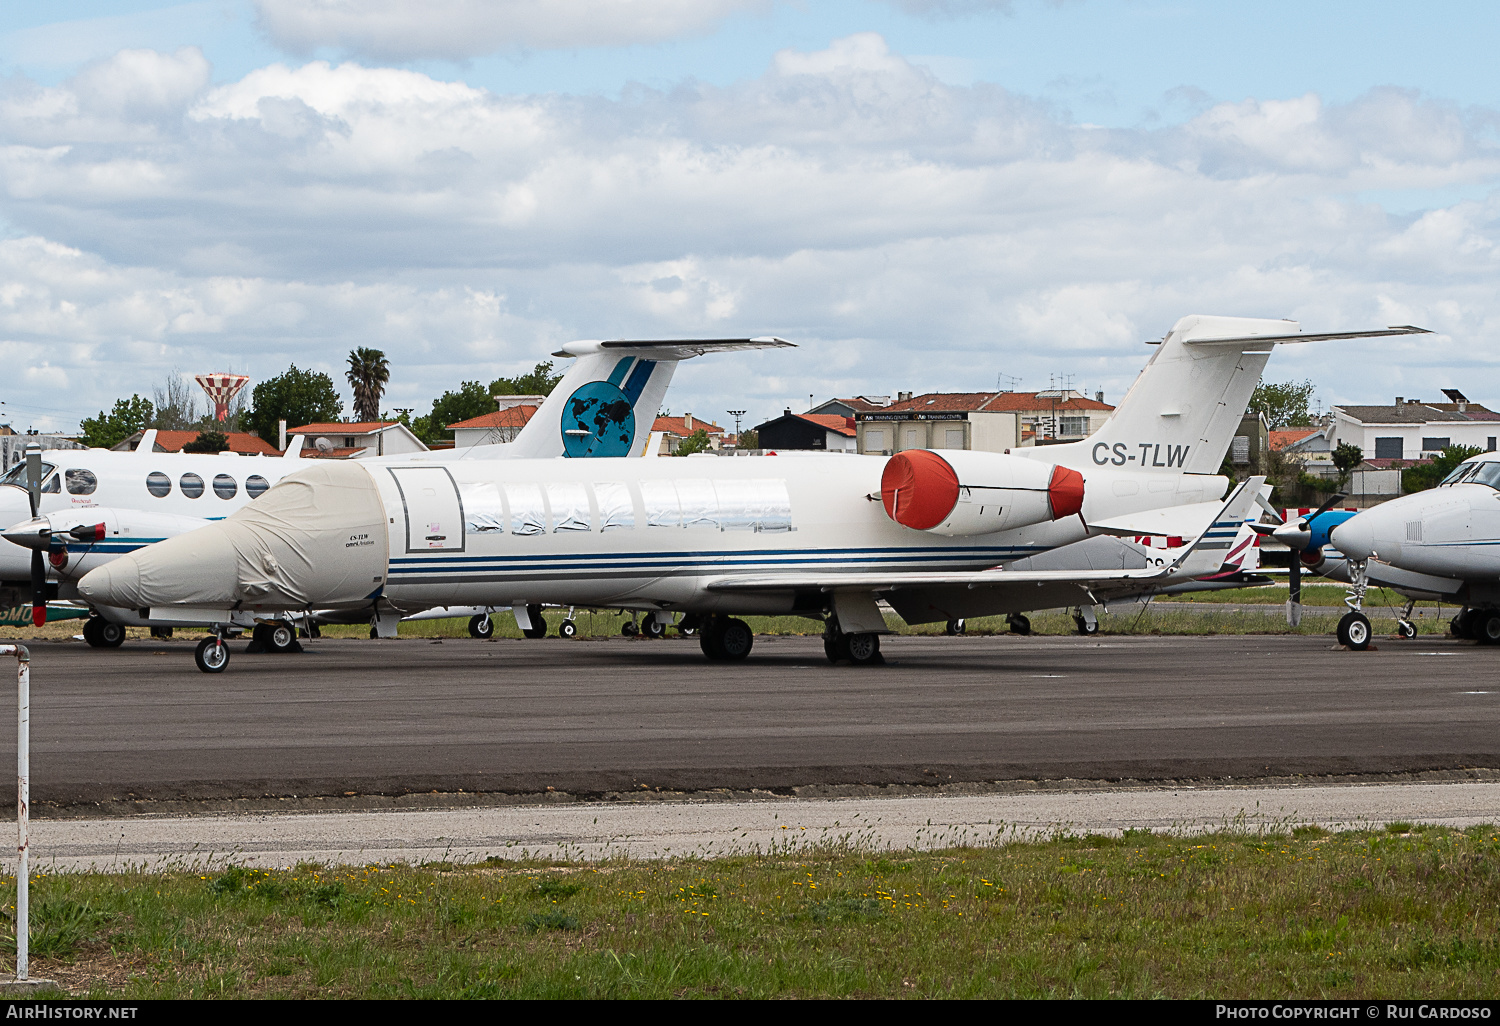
[{"x1": 8, "y1": 825, "x2": 1499, "y2": 998}]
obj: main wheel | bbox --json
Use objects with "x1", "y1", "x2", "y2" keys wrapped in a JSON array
[
  {"x1": 845, "y1": 632, "x2": 882, "y2": 665},
  {"x1": 194, "y1": 636, "x2": 230, "y2": 673},
  {"x1": 82, "y1": 616, "x2": 105, "y2": 648},
  {"x1": 1074, "y1": 616, "x2": 1098, "y2": 636},
  {"x1": 521, "y1": 604, "x2": 547, "y2": 639},
  {"x1": 559, "y1": 618, "x2": 578, "y2": 639},
  {"x1": 700, "y1": 623, "x2": 725, "y2": 660},
  {"x1": 823, "y1": 631, "x2": 843, "y2": 664},
  {"x1": 149, "y1": 626, "x2": 173, "y2": 639},
  {"x1": 96, "y1": 620, "x2": 126, "y2": 648},
  {"x1": 369, "y1": 625, "x2": 379, "y2": 639},
  {"x1": 621, "y1": 621, "x2": 640, "y2": 637},
  {"x1": 1450, "y1": 614, "x2": 1463, "y2": 637},
  {"x1": 945, "y1": 619, "x2": 966, "y2": 636},
  {"x1": 677, "y1": 614, "x2": 700, "y2": 637},
  {"x1": 717, "y1": 618, "x2": 753, "y2": 660},
  {"x1": 468, "y1": 614, "x2": 493, "y2": 639},
  {"x1": 1008, "y1": 614, "x2": 1031, "y2": 636},
  {"x1": 265, "y1": 621, "x2": 297, "y2": 653},
  {"x1": 1477, "y1": 611, "x2": 1500, "y2": 645},
  {"x1": 1396, "y1": 619, "x2": 1417, "y2": 639},
  {"x1": 1337, "y1": 611, "x2": 1371, "y2": 650},
  {"x1": 643, "y1": 617, "x2": 666, "y2": 639}
]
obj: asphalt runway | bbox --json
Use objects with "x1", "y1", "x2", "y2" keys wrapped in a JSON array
[{"x1": 6, "y1": 632, "x2": 1498, "y2": 806}]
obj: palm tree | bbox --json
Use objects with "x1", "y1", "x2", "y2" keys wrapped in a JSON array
[{"x1": 346, "y1": 348, "x2": 390, "y2": 422}]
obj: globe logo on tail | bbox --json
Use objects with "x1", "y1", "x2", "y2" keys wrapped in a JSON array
[{"x1": 561, "y1": 381, "x2": 636, "y2": 457}]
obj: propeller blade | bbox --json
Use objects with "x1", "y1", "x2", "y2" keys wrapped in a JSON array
[
  {"x1": 24, "y1": 443, "x2": 41, "y2": 519},
  {"x1": 1304, "y1": 492, "x2": 1347, "y2": 525},
  {"x1": 1253, "y1": 493, "x2": 1284, "y2": 523},
  {"x1": 30, "y1": 548, "x2": 45, "y2": 628},
  {"x1": 1248, "y1": 522, "x2": 1278, "y2": 537}
]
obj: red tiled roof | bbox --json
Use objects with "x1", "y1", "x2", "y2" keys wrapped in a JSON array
[
  {"x1": 797, "y1": 413, "x2": 856, "y2": 437},
  {"x1": 447, "y1": 406, "x2": 537, "y2": 430},
  {"x1": 1361, "y1": 457, "x2": 1431, "y2": 469},
  {"x1": 289, "y1": 421, "x2": 398, "y2": 434},
  {"x1": 150, "y1": 430, "x2": 279, "y2": 455},
  {"x1": 299, "y1": 446, "x2": 365, "y2": 459},
  {"x1": 1269, "y1": 428, "x2": 1319, "y2": 451},
  {"x1": 878, "y1": 392, "x2": 1113, "y2": 414},
  {"x1": 654, "y1": 416, "x2": 724, "y2": 436}
]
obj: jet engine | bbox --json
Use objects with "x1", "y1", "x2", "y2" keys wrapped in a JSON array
[{"x1": 879, "y1": 449, "x2": 1084, "y2": 537}]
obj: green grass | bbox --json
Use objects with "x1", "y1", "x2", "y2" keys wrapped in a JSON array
[
  {"x1": 347, "y1": 601, "x2": 1454, "y2": 641},
  {"x1": 10, "y1": 825, "x2": 1500, "y2": 998},
  {"x1": 1154, "y1": 584, "x2": 1449, "y2": 610}
]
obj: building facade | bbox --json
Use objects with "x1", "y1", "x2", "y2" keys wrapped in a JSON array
[{"x1": 854, "y1": 390, "x2": 1113, "y2": 455}]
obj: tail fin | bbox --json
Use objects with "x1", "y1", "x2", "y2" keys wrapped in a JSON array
[
  {"x1": 489, "y1": 338, "x2": 792, "y2": 460},
  {"x1": 1024, "y1": 317, "x2": 1428, "y2": 475},
  {"x1": 1163, "y1": 476, "x2": 1265, "y2": 579}
]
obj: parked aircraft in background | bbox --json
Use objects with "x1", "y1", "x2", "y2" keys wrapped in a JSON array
[
  {"x1": 2, "y1": 339, "x2": 788, "y2": 644},
  {"x1": 1306, "y1": 451, "x2": 1500, "y2": 648},
  {"x1": 74, "y1": 314, "x2": 1425, "y2": 672}
]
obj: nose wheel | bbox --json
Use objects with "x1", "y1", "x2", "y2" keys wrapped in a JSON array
[
  {"x1": 468, "y1": 614, "x2": 493, "y2": 639},
  {"x1": 1336, "y1": 611, "x2": 1372, "y2": 651},
  {"x1": 194, "y1": 635, "x2": 230, "y2": 673}
]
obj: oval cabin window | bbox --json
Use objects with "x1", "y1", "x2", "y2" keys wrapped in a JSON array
[
  {"x1": 146, "y1": 472, "x2": 171, "y2": 497},
  {"x1": 245, "y1": 475, "x2": 269, "y2": 498},
  {"x1": 180, "y1": 473, "x2": 205, "y2": 498},
  {"x1": 64, "y1": 469, "x2": 97, "y2": 495},
  {"x1": 213, "y1": 474, "x2": 237, "y2": 499}
]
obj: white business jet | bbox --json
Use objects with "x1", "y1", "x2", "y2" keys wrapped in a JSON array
[
  {"x1": 2, "y1": 339, "x2": 789, "y2": 646},
  {"x1": 75, "y1": 315, "x2": 1423, "y2": 672}
]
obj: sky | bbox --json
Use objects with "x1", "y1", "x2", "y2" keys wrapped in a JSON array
[{"x1": 2, "y1": 1, "x2": 1499, "y2": 434}]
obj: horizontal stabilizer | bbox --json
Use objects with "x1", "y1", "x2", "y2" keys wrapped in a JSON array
[
  {"x1": 1087, "y1": 500, "x2": 1233, "y2": 539},
  {"x1": 1181, "y1": 326, "x2": 1430, "y2": 348},
  {"x1": 553, "y1": 337, "x2": 793, "y2": 359}
]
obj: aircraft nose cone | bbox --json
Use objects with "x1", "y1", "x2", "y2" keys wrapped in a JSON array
[
  {"x1": 1, "y1": 516, "x2": 50, "y2": 552},
  {"x1": 78, "y1": 557, "x2": 143, "y2": 610},
  {"x1": 1330, "y1": 515, "x2": 1376, "y2": 561},
  {"x1": 1272, "y1": 522, "x2": 1312, "y2": 551}
]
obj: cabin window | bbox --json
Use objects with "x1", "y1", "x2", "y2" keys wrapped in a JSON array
[
  {"x1": 64, "y1": 469, "x2": 97, "y2": 495},
  {"x1": 245, "y1": 475, "x2": 269, "y2": 498},
  {"x1": 676, "y1": 479, "x2": 719, "y2": 529},
  {"x1": 180, "y1": 473, "x2": 205, "y2": 499},
  {"x1": 40, "y1": 473, "x2": 59, "y2": 493},
  {"x1": 593, "y1": 482, "x2": 634, "y2": 531},
  {"x1": 640, "y1": 480, "x2": 681, "y2": 528},
  {"x1": 715, "y1": 478, "x2": 793, "y2": 532},
  {"x1": 503, "y1": 482, "x2": 546, "y2": 536},
  {"x1": 146, "y1": 471, "x2": 172, "y2": 497},
  {"x1": 213, "y1": 474, "x2": 237, "y2": 499},
  {"x1": 545, "y1": 482, "x2": 592, "y2": 532},
  {"x1": 461, "y1": 481, "x2": 507, "y2": 534}
]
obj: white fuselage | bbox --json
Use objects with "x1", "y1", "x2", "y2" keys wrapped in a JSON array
[
  {"x1": 331, "y1": 455, "x2": 1225, "y2": 616},
  {"x1": 1331, "y1": 455, "x2": 1500, "y2": 585}
]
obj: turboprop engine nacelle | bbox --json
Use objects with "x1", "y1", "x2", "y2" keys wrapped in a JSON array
[{"x1": 879, "y1": 449, "x2": 1084, "y2": 537}]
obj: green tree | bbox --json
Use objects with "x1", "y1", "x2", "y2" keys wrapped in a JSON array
[
  {"x1": 78, "y1": 395, "x2": 154, "y2": 449},
  {"x1": 408, "y1": 381, "x2": 494, "y2": 443},
  {"x1": 673, "y1": 428, "x2": 713, "y2": 456},
  {"x1": 1403, "y1": 445, "x2": 1485, "y2": 493},
  {"x1": 1332, "y1": 442, "x2": 1363, "y2": 486},
  {"x1": 737, "y1": 428, "x2": 759, "y2": 450},
  {"x1": 182, "y1": 430, "x2": 229, "y2": 453},
  {"x1": 347, "y1": 348, "x2": 390, "y2": 423},
  {"x1": 1249, "y1": 379, "x2": 1316, "y2": 428},
  {"x1": 491, "y1": 361, "x2": 562, "y2": 397},
  {"x1": 247, "y1": 366, "x2": 343, "y2": 444}
]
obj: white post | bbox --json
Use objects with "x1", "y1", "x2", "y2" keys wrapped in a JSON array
[{"x1": 0, "y1": 645, "x2": 28, "y2": 982}]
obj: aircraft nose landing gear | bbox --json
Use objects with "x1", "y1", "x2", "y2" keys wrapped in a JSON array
[
  {"x1": 1337, "y1": 560, "x2": 1373, "y2": 651},
  {"x1": 468, "y1": 614, "x2": 493, "y2": 639},
  {"x1": 194, "y1": 633, "x2": 230, "y2": 673}
]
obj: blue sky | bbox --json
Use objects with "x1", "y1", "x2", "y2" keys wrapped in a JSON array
[{"x1": 1, "y1": 1, "x2": 1498, "y2": 431}]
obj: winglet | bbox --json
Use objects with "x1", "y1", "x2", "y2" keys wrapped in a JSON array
[{"x1": 1160, "y1": 476, "x2": 1266, "y2": 580}]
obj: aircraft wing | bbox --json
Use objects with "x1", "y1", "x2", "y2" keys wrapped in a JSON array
[
  {"x1": 706, "y1": 477, "x2": 1264, "y2": 598},
  {"x1": 1086, "y1": 499, "x2": 1235, "y2": 538}
]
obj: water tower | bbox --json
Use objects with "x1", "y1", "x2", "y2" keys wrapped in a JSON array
[{"x1": 195, "y1": 373, "x2": 250, "y2": 423}]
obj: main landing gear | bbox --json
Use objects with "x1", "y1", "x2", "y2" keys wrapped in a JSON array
[
  {"x1": 823, "y1": 621, "x2": 883, "y2": 666},
  {"x1": 82, "y1": 615, "x2": 125, "y2": 649},
  {"x1": 700, "y1": 617, "x2": 754, "y2": 661},
  {"x1": 1007, "y1": 613, "x2": 1031, "y2": 636},
  {"x1": 468, "y1": 614, "x2": 493, "y2": 639},
  {"x1": 1450, "y1": 608, "x2": 1500, "y2": 644},
  {"x1": 251, "y1": 620, "x2": 300, "y2": 653}
]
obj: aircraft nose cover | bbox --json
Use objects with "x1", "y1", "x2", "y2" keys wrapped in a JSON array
[
  {"x1": 78, "y1": 462, "x2": 389, "y2": 611},
  {"x1": 1048, "y1": 465, "x2": 1085, "y2": 519},
  {"x1": 881, "y1": 450, "x2": 961, "y2": 530}
]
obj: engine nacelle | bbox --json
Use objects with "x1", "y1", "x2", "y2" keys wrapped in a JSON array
[{"x1": 880, "y1": 449, "x2": 1084, "y2": 537}]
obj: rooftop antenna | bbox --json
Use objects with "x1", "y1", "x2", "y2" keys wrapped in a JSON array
[{"x1": 995, "y1": 374, "x2": 1021, "y2": 393}]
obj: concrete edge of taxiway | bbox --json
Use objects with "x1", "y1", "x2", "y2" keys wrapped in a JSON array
[{"x1": 20, "y1": 780, "x2": 1500, "y2": 873}]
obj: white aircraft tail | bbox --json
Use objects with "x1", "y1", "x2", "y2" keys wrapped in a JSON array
[
  {"x1": 483, "y1": 338, "x2": 792, "y2": 460},
  {"x1": 1025, "y1": 317, "x2": 1428, "y2": 476}
]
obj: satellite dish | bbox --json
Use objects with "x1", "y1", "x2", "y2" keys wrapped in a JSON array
[{"x1": 314, "y1": 437, "x2": 333, "y2": 452}]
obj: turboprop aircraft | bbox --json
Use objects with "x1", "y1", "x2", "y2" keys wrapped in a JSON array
[
  {"x1": 1297, "y1": 450, "x2": 1500, "y2": 649},
  {"x1": 2, "y1": 338, "x2": 788, "y2": 645},
  {"x1": 74, "y1": 314, "x2": 1426, "y2": 672}
]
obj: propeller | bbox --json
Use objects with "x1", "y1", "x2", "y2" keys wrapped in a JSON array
[
  {"x1": 1247, "y1": 491, "x2": 1347, "y2": 610},
  {"x1": 24, "y1": 443, "x2": 44, "y2": 628}
]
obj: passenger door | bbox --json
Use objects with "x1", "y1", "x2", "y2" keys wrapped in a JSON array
[{"x1": 387, "y1": 467, "x2": 465, "y2": 553}]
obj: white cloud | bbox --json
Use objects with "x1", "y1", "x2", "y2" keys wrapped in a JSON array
[
  {"x1": 1, "y1": 34, "x2": 1500, "y2": 429},
  {"x1": 252, "y1": 0, "x2": 768, "y2": 60}
]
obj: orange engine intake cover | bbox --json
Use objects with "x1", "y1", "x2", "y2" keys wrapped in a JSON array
[
  {"x1": 1047, "y1": 464, "x2": 1085, "y2": 519},
  {"x1": 881, "y1": 450, "x2": 961, "y2": 530}
]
